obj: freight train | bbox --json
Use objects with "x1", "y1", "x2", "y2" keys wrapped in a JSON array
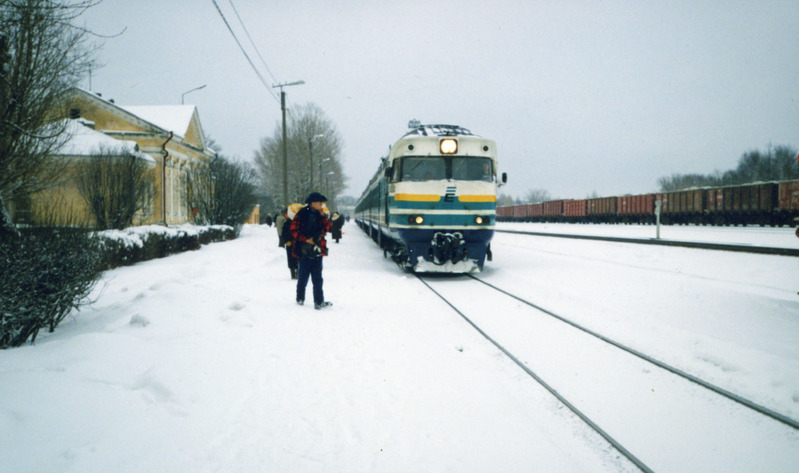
[
  {"x1": 497, "y1": 180, "x2": 799, "y2": 227},
  {"x1": 355, "y1": 122, "x2": 507, "y2": 272}
]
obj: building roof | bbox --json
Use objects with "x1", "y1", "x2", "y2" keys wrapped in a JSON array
[
  {"x1": 66, "y1": 88, "x2": 212, "y2": 157},
  {"x1": 120, "y1": 105, "x2": 196, "y2": 138},
  {"x1": 56, "y1": 119, "x2": 156, "y2": 164},
  {"x1": 402, "y1": 124, "x2": 475, "y2": 137}
]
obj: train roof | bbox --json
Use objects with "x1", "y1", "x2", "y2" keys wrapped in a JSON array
[{"x1": 402, "y1": 123, "x2": 475, "y2": 138}]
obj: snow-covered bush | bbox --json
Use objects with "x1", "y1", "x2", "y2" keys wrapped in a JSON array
[
  {"x1": 96, "y1": 224, "x2": 236, "y2": 269},
  {"x1": 0, "y1": 228, "x2": 103, "y2": 348},
  {"x1": 1, "y1": 224, "x2": 237, "y2": 348}
]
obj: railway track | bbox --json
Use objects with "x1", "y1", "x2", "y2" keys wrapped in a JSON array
[
  {"x1": 495, "y1": 229, "x2": 799, "y2": 256},
  {"x1": 416, "y1": 273, "x2": 799, "y2": 472}
]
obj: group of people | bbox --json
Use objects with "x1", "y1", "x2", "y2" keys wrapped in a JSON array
[{"x1": 275, "y1": 192, "x2": 345, "y2": 310}]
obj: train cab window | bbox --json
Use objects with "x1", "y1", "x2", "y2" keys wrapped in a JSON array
[
  {"x1": 391, "y1": 163, "x2": 402, "y2": 182},
  {"x1": 400, "y1": 157, "x2": 446, "y2": 182},
  {"x1": 452, "y1": 157, "x2": 493, "y2": 182}
]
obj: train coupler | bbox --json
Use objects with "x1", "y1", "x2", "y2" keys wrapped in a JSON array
[{"x1": 429, "y1": 232, "x2": 468, "y2": 265}]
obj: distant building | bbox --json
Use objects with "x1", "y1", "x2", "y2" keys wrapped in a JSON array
[
  {"x1": 246, "y1": 204, "x2": 260, "y2": 225},
  {"x1": 17, "y1": 88, "x2": 215, "y2": 227}
]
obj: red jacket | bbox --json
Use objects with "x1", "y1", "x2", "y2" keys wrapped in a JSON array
[{"x1": 290, "y1": 206, "x2": 331, "y2": 259}]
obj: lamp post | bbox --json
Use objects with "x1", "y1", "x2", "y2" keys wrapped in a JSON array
[
  {"x1": 308, "y1": 134, "x2": 324, "y2": 190},
  {"x1": 273, "y1": 80, "x2": 305, "y2": 207},
  {"x1": 181, "y1": 84, "x2": 206, "y2": 104},
  {"x1": 325, "y1": 171, "x2": 335, "y2": 200}
]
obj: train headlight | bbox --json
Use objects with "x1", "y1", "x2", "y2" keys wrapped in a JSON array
[
  {"x1": 440, "y1": 139, "x2": 458, "y2": 154},
  {"x1": 408, "y1": 215, "x2": 424, "y2": 224},
  {"x1": 475, "y1": 216, "x2": 484, "y2": 225}
]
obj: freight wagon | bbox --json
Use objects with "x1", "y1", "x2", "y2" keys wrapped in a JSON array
[{"x1": 497, "y1": 179, "x2": 799, "y2": 227}]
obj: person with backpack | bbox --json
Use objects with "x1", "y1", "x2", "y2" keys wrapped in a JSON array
[
  {"x1": 290, "y1": 192, "x2": 333, "y2": 309},
  {"x1": 276, "y1": 207, "x2": 298, "y2": 279}
]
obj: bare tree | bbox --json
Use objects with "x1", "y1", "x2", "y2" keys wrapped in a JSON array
[
  {"x1": 657, "y1": 173, "x2": 713, "y2": 191},
  {"x1": 0, "y1": 0, "x2": 101, "y2": 238},
  {"x1": 658, "y1": 144, "x2": 799, "y2": 191},
  {"x1": 76, "y1": 146, "x2": 154, "y2": 230},
  {"x1": 254, "y1": 102, "x2": 346, "y2": 207},
  {"x1": 187, "y1": 160, "x2": 213, "y2": 224},
  {"x1": 497, "y1": 193, "x2": 515, "y2": 206},
  {"x1": 206, "y1": 155, "x2": 258, "y2": 229},
  {"x1": 523, "y1": 188, "x2": 552, "y2": 204}
]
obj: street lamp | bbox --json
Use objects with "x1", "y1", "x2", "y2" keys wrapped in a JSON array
[
  {"x1": 181, "y1": 84, "x2": 206, "y2": 104},
  {"x1": 273, "y1": 80, "x2": 305, "y2": 206},
  {"x1": 309, "y1": 134, "x2": 324, "y2": 190}
]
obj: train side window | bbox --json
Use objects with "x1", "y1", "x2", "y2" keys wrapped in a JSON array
[{"x1": 391, "y1": 163, "x2": 401, "y2": 182}]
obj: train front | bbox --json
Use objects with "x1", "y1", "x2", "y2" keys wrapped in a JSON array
[{"x1": 386, "y1": 125, "x2": 503, "y2": 272}]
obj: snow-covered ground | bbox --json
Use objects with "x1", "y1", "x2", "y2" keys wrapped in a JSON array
[
  {"x1": 1, "y1": 222, "x2": 797, "y2": 472},
  {"x1": 498, "y1": 221, "x2": 799, "y2": 248}
]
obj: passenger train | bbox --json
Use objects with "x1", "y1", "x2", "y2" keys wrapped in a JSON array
[{"x1": 355, "y1": 122, "x2": 507, "y2": 272}]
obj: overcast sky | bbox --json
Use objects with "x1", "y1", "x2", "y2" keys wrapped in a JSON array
[{"x1": 81, "y1": 0, "x2": 799, "y2": 200}]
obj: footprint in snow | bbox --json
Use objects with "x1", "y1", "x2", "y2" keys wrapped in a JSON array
[{"x1": 129, "y1": 314, "x2": 150, "y2": 327}]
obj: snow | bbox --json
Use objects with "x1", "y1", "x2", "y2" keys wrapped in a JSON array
[
  {"x1": 1, "y1": 222, "x2": 798, "y2": 472},
  {"x1": 95, "y1": 224, "x2": 229, "y2": 251},
  {"x1": 120, "y1": 105, "x2": 196, "y2": 138},
  {"x1": 57, "y1": 119, "x2": 155, "y2": 164}
]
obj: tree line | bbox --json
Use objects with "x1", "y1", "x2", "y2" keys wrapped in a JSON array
[{"x1": 657, "y1": 144, "x2": 798, "y2": 192}]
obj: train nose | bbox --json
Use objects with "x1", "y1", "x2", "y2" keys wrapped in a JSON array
[{"x1": 429, "y1": 232, "x2": 468, "y2": 265}]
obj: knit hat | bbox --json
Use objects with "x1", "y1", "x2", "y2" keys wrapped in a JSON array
[{"x1": 305, "y1": 192, "x2": 328, "y2": 204}]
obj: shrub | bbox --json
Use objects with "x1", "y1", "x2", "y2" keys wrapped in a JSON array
[
  {"x1": 0, "y1": 228, "x2": 103, "y2": 348},
  {"x1": 1, "y1": 224, "x2": 238, "y2": 348},
  {"x1": 96, "y1": 224, "x2": 236, "y2": 270}
]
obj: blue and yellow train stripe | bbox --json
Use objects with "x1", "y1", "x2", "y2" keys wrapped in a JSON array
[{"x1": 388, "y1": 194, "x2": 496, "y2": 229}]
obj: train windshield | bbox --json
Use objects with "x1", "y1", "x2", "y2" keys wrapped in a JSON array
[
  {"x1": 395, "y1": 157, "x2": 493, "y2": 182},
  {"x1": 452, "y1": 157, "x2": 493, "y2": 182}
]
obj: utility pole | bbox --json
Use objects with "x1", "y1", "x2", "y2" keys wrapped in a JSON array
[{"x1": 273, "y1": 80, "x2": 305, "y2": 207}]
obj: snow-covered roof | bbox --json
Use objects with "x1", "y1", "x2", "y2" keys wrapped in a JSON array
[
  {"x1": 120, "y1": 105, "x2": 196, "y2": 137},
  {"x1": 403, "y1": 124, "x2": 475, "y2": 138},
  {"x1": 56, "y1": 119, "x2": 156, "y2": 164}
]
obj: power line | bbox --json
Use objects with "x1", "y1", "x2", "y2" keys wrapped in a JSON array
[
  {"x1": 211, "y1": 0, "x2": 279, "y2": 104},
  {"x1": 228, "y1": 0, "x2": 280, "y2": 86}
]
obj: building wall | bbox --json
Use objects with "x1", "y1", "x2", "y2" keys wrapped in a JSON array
[
  {"x1": 246, "y1": 205, "x2": 260, "y2": 225},
  {"x1": 26, "y1": 156, "x2": 156, "y2": 228},
  {"x1": 64, "y1": 91, "x2": 214, "y2": 227}
]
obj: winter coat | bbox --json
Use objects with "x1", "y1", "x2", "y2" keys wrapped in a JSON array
[
  {"x1": 276, "y1": 213, "x2": 288, "y2": 246},
  {"x1": 330, "y1": 214, "x2": 344, "y2": 240},
  {"x1": 290, "y1": 205, "x2": 331, "y2": 259},
  {"x1": 281, "y1": 217, "x2": 293, "y2": 249}
]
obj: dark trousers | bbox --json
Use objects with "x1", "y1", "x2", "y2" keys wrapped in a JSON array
[
  {"x1": 285, "y1": 247, "x2": 298, "y2": 270},
  {"x1": 296, "y1": 256, "x2": 324, "y2": 304}
]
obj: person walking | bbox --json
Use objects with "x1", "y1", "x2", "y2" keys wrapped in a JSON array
[
  {"x1": 275, "y1": 209, "x2": 287, "y2": 246},
  {"x1": 330, "y1": 212, "x2": 344, "y2": 243},
  {"x1": 276, "y1": 208, "x2": 298, "y2": 279},
  {"x1": 291, "y1": 192, "x2": 332, "y2": 309}
]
